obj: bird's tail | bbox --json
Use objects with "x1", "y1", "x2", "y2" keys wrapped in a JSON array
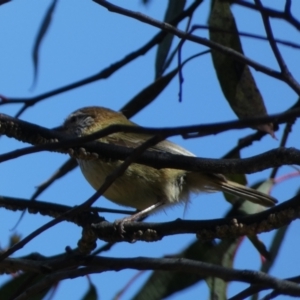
[{"x1": 186, "y1": 172, "x2": 277, "y2": 207}]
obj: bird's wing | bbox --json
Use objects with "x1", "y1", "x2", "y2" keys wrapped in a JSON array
[{"x1": 101, "y1": 131, "x2": 195, "y2": 157}]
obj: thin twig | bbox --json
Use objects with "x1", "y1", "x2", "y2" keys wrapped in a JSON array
[
  {"x1": 232, "y1": 0, "x2": 300, "y2": 31},
  {"x1": 254, "y1": 0, "x2": 300, "y2": 95},
  {"x1": 1, "y1": 0, "x2": 202, "y2": 117},
  {"x1": 93, "y1": 0, "x2": 299, "y2": 91}
]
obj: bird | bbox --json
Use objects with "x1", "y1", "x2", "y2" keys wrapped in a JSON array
[{"x1": 62, "y1": 106, "x2": 277, "y2": 220}]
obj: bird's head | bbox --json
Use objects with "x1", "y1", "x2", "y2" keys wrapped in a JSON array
[{"x1": 63, "y1": 106, "x2": 128, "y2": 137}]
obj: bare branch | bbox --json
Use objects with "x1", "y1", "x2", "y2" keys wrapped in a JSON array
[
  {"x1": 92, "y1": 193, "x2": 300, "y2": 243},
  {"x1": 93, "y1": 0, "x2": 300, "y2": 93},
  {"x1": 233, "y1": 0, "x2": 300, "y2": 31},
  {"x1": 254, "y1": 0, "x2": 300, "y2": 94},
  {"x1": 11, "y1": 255, "x2": 300, "y2": 300},
  {"x1": 1, "y1": 0, "x2": 202, "y2": 117}
]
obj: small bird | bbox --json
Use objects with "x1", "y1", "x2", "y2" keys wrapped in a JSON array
[{"x1": 63, "y1": 106, "x2": 277, "y2": 219}]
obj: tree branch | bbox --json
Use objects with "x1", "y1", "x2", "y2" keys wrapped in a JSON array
[
  {"x1": 93, "y1": 0, "x2": 300, "y2": 93},
  {"x1": 92, "y1": 193, "x2": 300, "y2": 243},
  {"x1": 11, "y1": 255, "x2": 300, "y2": 300},
  {"x1": 0, "y1": 110, "x2": 300, "y2": 174}
]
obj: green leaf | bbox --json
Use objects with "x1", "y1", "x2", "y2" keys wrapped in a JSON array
[
  {"x1": 131, "y1": 240, "x2": 211, "y2": 300},
  {"x1": 0, "y1": 272, "x2": 52, "y2": 300},
  {"x1": 248, "y1": 234, "x2": 271, "y2": 261},
  {"x1": 81, "y1": 282, "x2": 98, "y2": 300},
  {"x1": 155, "y1": 0, "x2": 186, "y2": 78},
  {"x1": 0, "y1": 0, "x2": 10, "y2": 6},
  {"x1": 208, "y1": 0, "x2": 273, "y2": 136},
  {"x1": 262, "y1": 226, "x2": 290, "y2": 273},
  {"x1": 206, "y1": 239, "x2": 239, "y2": 300},
  {"x1": 31, "y1": 0, "x2": 58, "y2": 89},
  {"x1": 122, "y1": 51, "x2": 209, "y2": 118},
  {"x1": 131, "y1": 238, "x2": 239, "y2": 300},
  {"x1": 242, "y1": 179, "x2": 275, "y2": 215},
  {"x1": 121, "y1": 68, "x2": 178, "y2": 118},
  {"x1": 261, "y1": 189, "x2": 298, "y2": 273},
  {"x1": 222, "y1": 157, "x2": 275, "y2": 259}
]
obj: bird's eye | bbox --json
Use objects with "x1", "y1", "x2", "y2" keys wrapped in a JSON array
[
  {"x1": 69, "y1": 115, "x2": 78, "y2": 123},
  {"x1": 66, "y1": 113, "x2": 94, "y2": 129}
]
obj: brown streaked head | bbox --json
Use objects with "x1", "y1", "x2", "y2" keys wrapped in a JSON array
[{"x1": 63, "y1": 106, "x2": 127, "y2": 136}]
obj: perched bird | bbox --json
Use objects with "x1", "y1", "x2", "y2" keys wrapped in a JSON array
[{"x1": 63, "y1": 106, "x2": 277, "y2": 218}]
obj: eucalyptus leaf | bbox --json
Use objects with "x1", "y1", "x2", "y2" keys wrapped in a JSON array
[
  {"x1": 209, "y1": 0, "x2": 274, "y2": 136},
  {"x1": 155, "y1": 0, "x2": 186, "y2": 78}
]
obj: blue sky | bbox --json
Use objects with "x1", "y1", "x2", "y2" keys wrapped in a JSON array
[{"x1": 0, "y1": 0, "x2": 300, "y2": 299}]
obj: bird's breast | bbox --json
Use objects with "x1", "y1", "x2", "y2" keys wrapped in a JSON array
[{"x1": 77, "y1": 159, "x2": 180, "y2": 210}]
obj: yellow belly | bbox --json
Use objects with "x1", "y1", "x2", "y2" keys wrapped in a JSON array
[{"x1": 78, "y1": 159, "x2": 168, "y2": 210}]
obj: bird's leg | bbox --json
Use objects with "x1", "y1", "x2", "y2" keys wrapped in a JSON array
[{"x1": 114, "y1": 201, "x2": 164, "y2": 235}]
